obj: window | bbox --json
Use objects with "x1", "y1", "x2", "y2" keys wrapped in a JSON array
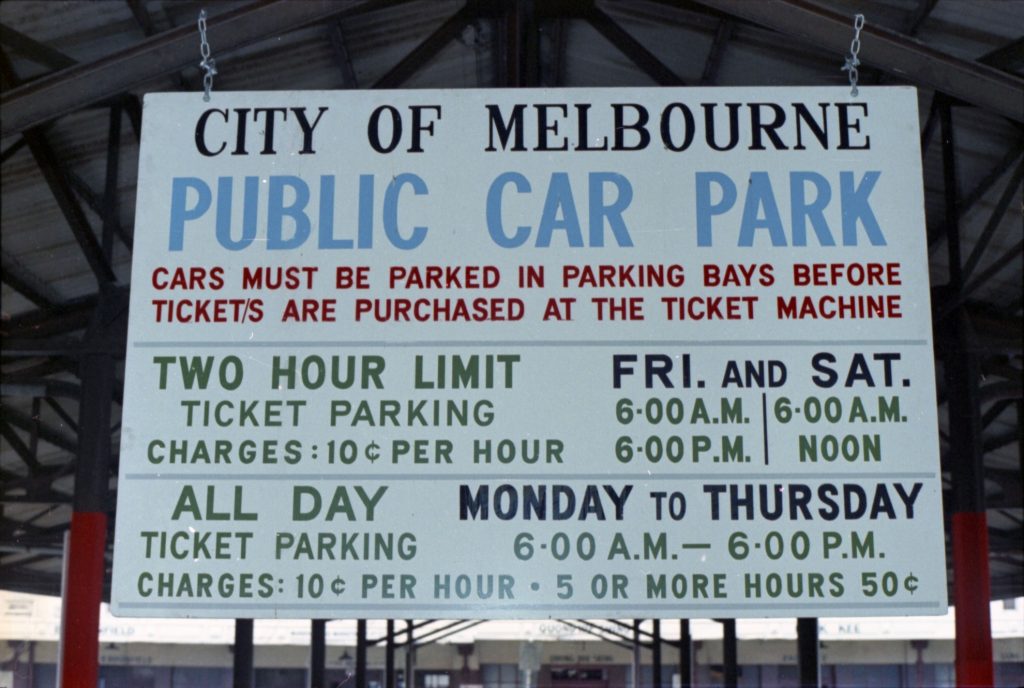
[
  {"x1": 551, "y1": 668, "x2": 606, "y2": 681},
  {"x1": 482, "y1": 663, "x2": 521, "y2": 687}
]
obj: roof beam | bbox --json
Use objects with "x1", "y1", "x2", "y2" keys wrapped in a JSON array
[
  {"x1": 20, "y1": 128, "x2": 117, "y2": 285},
  {"x1": 0, "y1": 464, "x2": 76, "y2": 503},
  {"x1": 0, "y1": 492, "x2": 72, "y2": 505},
  {"x1": 959, "y1": 142, "x2": 1024, "y2": 221},
  {"x1": 124, "y1": 0, "x2": 158, "y2": 37},
  {"x1": 0, "y1": 379, "x2": 81, "y2": 398},
  {"x1": 902, "y1": 0, "x2": 938, "y2": 36},
  {"x1": 0, "y1": 553, "x2": 52, "y2": 572},
  {"x1": 585, "y1": 5, "x2": 686, "y2": 86},
  {"x1": 955, "y1": 240, "x2": 1024, "y2": 310},
  {"x1": 551, "y1": 17, "x2": 568, "y2": 87},
  {"x1": 0, "y1": 0, "x2": 392, "y2": 137},
  {"x1": 101, "y1": 103, "x2": 124, "y2": 258},
  {"x1": 373, "y1": 4, "x2": 476, "y2": 89},
  {"x1": 961, "y1": 159, "x2": 1024, "y2": 283},
  {"x1": 688, "y1": 0, "x2": 1024, "y2": 122},
  {"x1": 415, "y1": 620, "x2": 484, "y2": 645},
  {"x1": 327, "y1": 20, "x2": 359, "y2": 88},
  {"x1": 0, "y1": 421, "x2": 42, "y2": 472},
  {"x1": 1, "y1": 364, "x2": 77, "y2": 392},
  {"x1": 44, "y1": 397, "x2": 79, "y2": 434},
  {"x1": 1, "y1": 136, "x2": 27, "y2": 164},
  {"x1": 0, "y1": 404, "x2": 77, "y2": 454},
  {"x1": 124, "y1": 0, "x2": 194, "y2": 93},
  {"x1": 981, "y1": 399, "x2": 1014, "y2": 429},
  {"x1": 0, "y1": 250, "x2": 60, "y2": 308},
  {"x1": 919, "y1": 92, "x2": 940, "y2": 155},
  {"x1": 0, "y1": 23, "x2": 76, "y2": 70},
  {"x1": 0, "y1": 295, "x2": 97, "y2": 340},
  {"x1": 979, "y1": 37, "x2": 1024, "y2": 73},
  {"x1": 0, "y1": 50, "x2": 117, "y2": 287},
  {"x1": 699, "y1": 18, "x2": 733, "y2": 85},
  {"x1": 987, "y1": 468, "x2": 1023, "y2": 508},
  {"x1": 66, "y1": 168, "x2": 133, "y2": 251},
  {"x1": 0, "y1": 569, "x2": 63, "y2": 596}
]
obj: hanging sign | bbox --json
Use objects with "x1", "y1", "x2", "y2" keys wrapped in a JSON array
[{"x1": 112, "y1": 87, "x2": 946, "y2": 618}]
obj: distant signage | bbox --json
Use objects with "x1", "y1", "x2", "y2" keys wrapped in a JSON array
[{"x1": 112, "y1": 87, "x2": 946, "y2": 618}]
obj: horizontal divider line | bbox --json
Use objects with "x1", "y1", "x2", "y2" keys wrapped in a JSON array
[
  {"x1": 123, "y1": 472, "x2": 938, "y2": 481},
  {"x1": 133, "y1": 339, "x2": 930, "y2": 348},
  {"x1": 116, "y1": 601, "x2": 941, "y2": 611}
]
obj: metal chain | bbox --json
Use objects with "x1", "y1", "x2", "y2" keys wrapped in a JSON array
[
  {"x1": 198, "y1": 9, "x2": 217, "y2": 101},
  {"x1": 841, "y1": 14, "x2": 865, "y2": 97}
]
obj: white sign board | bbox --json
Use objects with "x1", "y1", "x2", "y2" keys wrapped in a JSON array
[{"x1": 112, "y1": 87, "x2": 946, "y2": 618}]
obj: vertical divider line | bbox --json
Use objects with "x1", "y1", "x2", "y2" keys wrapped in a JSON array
[{"x1": 762, "y1": 393, "x2": 769, "y2": 465}]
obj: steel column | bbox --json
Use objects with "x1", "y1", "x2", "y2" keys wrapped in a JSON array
[
  {"x1": 940, "y1": 98, "x2": 994, "y2": 688},
  {"x1": 632, "y1": 619, "x2": 642, "y2": 688},
  {"x1": 652, "y1": 619, "x2": 662, "y2": 688},
  {"x1": 101, "y1": 103, "x2": 122, "y2": 260},
  {"x1": 57, "y1": 512, "x2": 105, "y2": 688},
  {"x1": 405, "y1": 620, "x2": 415, "y2": 688},
  {"x1": 310, "y1": 619, "x2": 326, "y2": 688},
  {"x1": 679, "y1": 620, "x2": 691, "y2": 688},
  {"x1": 356, "y1": 619, "x2": 368, "y2": 688},
  {"x1": 550, "y1": 17, "x2": 567, "y2": 86},
  {"x1": 797, "y1": 618, "x2": 819, "y2": 688},
  {"x1": 386, "y1": 619, "x2": 396, "y2": 688},
  {"x1": 722, "y1": 619, "x2": 737, "y2": 688},
  {"x1": 57, "y1": 307, "x2": 113, "y2": 688},
  {"x1": 499, "y1": 0, "x2": 540, "y2": 87},
  {"x1": 233, "y1": 619, "x2": 254, "y2": 688}
]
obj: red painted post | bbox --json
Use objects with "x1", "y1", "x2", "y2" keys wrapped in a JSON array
[
  {"x1": 953, "y1": 512, "x2": 994, "y2": 688},
  {"x1": 59, "y1": 512, "x2": 108, "y2": 688},
  {"x1": 939, "y1": 99, "x2": 994, "y2": 688},
  {"x1": 59, "y1": 306, "x2": 118, "y2": 688}
]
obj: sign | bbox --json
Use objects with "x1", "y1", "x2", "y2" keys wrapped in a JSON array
[{"x1": 111, "y1": 87, "x2": 946, "y2": 618}]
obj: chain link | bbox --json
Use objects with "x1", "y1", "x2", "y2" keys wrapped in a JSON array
[
  {"x1": 841, "y1": 14, "x2": 865, "y2": 97},
  {"x1": 198, "y1": 9, "x2": 217, "y2": 102}
]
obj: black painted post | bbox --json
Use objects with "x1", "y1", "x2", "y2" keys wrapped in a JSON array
[
  {"x1": 652, "y1": 619, "x2": 662, "y2": 688},
  {"x1": 632, "y1": 619, "x2": 642, "y2": 688},
  {"x1": 310, "y1": 619, "x2": 326, "y2": 688},
  {"x1": 356, "y1": 619, "x2": 368, "y2": 688},
  {"x1": 233, "y1": 619, "x2": 254, "y2": 688},
  {"x1": 679, "y1": 620, "x2": 691, "y2": 688},
  {"x1": 722, "y1": 619, "x2": 737, "y2": 688},
  {"x1": 386, "y1": 619, "x2": 396, "y2": 688},
  {"x1": 797, "y1": 618, "x2": 818, "y2": 688},
  {"x1": 405, "y1": 620, "x2": 415, "y2": 688}
]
